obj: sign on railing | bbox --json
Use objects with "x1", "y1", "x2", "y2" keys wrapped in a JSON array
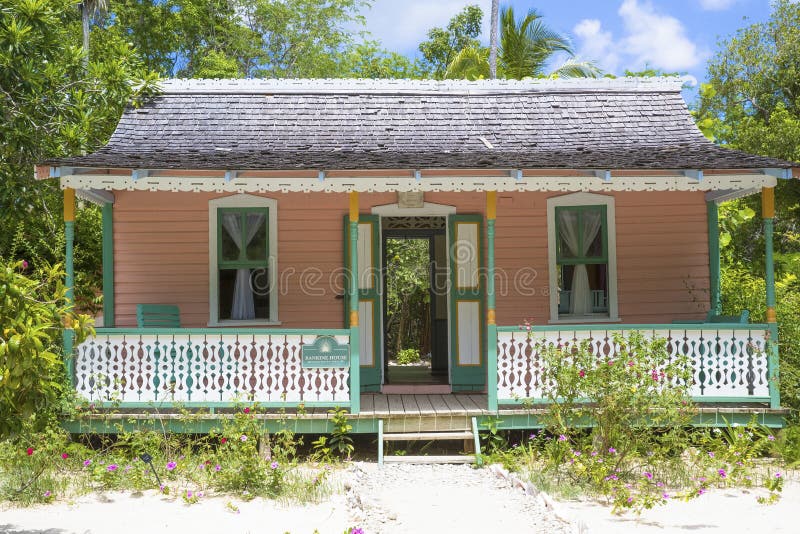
[{"x1": 74, "y1": 330, "x2": 351, "y2": 404}]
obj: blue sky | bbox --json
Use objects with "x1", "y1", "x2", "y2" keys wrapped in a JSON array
[{"x1": 361, "y1": 0, "x2": 778, "y2": 84}]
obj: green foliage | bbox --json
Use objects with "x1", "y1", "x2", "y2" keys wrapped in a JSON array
[
  {"x1": 537, "y1": 332, "x2": 695, "y2": 456},
  {"x1": 0, "y1": 0, "x2": 158, "y2": 306},
  {"x1": 720, "y1": 267, "x2": 800, "y2": 410},
  {"x1": 384, "y1": 238, "x2": 430, "y2": 358},
  {"x1": 418, "y1": 5, "x2": 483, "y2": 79},
  {"x1": 774, "y1": 423, "x2": 800, "y2": 466},
  {"x1": 444, "y1": 6, "x2": 600, "y2": 81},
  {"x1": 396, "y1": 348, "x2": 421, "y2": 365},
  {"x1": 0, "y1": 261, "x2": 94, "y2": 437},
  {"x1": 312, "y1": 408, "x2": 354, "y2": 461}
]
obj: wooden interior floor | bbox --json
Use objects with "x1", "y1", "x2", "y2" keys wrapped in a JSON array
[
  {"x1": 385, "y1": 366, "x2": 448, "y2": 385},
  {"x1": 360, "y1": 393, "x2": 488, "y2": 416}
]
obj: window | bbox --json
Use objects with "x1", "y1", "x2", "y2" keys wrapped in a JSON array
[
  {"x1": 209, "y1": 195, "x2": 278, "y2": 325},
  {"x1": 547, "y1": 193, "x2": 618, "y2": 322}
]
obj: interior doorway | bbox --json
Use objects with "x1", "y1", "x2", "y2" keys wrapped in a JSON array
[{"x1": 382, "y1": 217, "x2": 448, "y2": 385}]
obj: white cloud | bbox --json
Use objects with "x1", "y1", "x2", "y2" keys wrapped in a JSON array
[
  {"x1": 699, "y1": 0, "x2": 737, "y2": 10},
  {"x1": 362, "y1": 0, "x2": 492, "y2": 53},
  {"x1": 573, "y1": 0, "x2": 705, "y2": 75}
]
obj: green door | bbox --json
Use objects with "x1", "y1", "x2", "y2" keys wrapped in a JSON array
[
  {"x1": 344, "y1": 214, "x2": 382, "y2": 391},
  {"x1": 448, "y1": 214, "x2": 486, "y2": 391}
]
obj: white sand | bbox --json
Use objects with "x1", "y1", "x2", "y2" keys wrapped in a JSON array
[
  {"x1": 559, "y1": 480, "x2": 800, "y2": 533},
  {"x1": 0, "y1": 491, "x2": 352, "y2": 534}
]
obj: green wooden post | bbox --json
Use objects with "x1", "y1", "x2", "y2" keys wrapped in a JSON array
[
  {"x1": 63, "y1": 189, "x2": 76, "y2": 384},
  {"x1": 348, "y1": 192, "x2": 360, "y2": 413},
  {"x1": 486, "y1": 192, "x2": 498, "y2": 412},
  {"x1": 707, "y1": 200, "x2": 721, "y2": 315},
  {"x1": 763, "y1": 187, "x2": 779, "y2": 409},
  {"x1": 102, "y1": 202, "x2": 115, "y2": 327}
]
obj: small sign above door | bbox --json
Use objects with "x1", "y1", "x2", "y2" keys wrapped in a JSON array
[
  {"x1": 398, "y1": 191, "x2": 424, "y2": 209},
  {"x1": 301, "y1": 336, "x2": 350, "y2": 367}
]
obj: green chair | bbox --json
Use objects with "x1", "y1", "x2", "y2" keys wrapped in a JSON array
[
  {"x1": 673, "y1": 309, "x2": 749, "y2": 325},
  {"x1": 136, "y1": 304, "x2": 181, "y2": 328}
]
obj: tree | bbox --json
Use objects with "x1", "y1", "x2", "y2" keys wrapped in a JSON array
[
  {"x1": 79, "y1": 0, "x2": 107, "y2": 66},
  {"x1": 0, "y1": 0, "x2": 158, "y2": 308},
  {"x1": 418, "y1": 5, "x2": 483, "y2": 79},
  {"x1": 489, "y1": 0, "x2": 499, "y2": 79},
  {"x1": 695, "y1": 0, "x2": 800, "y2": 409},
  {"x1": 445, "y1": 6, "x2": 601, "y2": 80}
]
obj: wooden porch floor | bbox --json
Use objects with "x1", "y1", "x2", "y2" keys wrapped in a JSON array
[{"x1": 360, "y1": 393, "x2": 488, "y2": 417}]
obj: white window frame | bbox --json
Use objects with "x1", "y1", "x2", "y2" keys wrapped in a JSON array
[
  {"x1": 546, "y1": 192, "x2": 619, "y2": 323},
  {"x1": 208, "y1": 194, "x2": 279, "y2": 326}
]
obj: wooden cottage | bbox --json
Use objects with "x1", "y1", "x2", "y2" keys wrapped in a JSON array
[{"x1": 43, "y1": 78, "x2": 796, "y2": 436}]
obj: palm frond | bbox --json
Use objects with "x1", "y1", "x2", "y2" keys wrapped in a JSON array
[
  {"x1": 549, "y1": 58, "x2": 603, "y2": 79},
  {"x1": 445, "y1": 46, "x2": 490, "y2": 81}
]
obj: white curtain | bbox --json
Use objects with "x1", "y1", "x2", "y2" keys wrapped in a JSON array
[
  {"x1": 222, "y1": 213, "x2": 266, "y2": 320},
  {"x1": 558, "y1": 210, "x2": 602, "y2": 315}
]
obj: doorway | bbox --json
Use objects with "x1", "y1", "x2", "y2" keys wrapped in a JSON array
[{"x1": 382, "y1": 217, "x2": 449, "y2": 385}]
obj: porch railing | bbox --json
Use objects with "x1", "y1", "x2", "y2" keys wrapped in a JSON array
[
  {"x1": 73, "y1": 328, "x2": 357, "y2": 409},
  {"x1": 492, "y1": 323, "x2": 779, "y2": 410}
]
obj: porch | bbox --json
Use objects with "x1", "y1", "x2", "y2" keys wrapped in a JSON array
[{"x1": 66, "y1": 320, "x2": 786, "y2": 432}]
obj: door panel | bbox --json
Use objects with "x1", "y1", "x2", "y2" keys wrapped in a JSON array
[
  {"x1": 448, "y1": 214, "x2": 486, "y2": 391},
  {"x1": 344, "y1": 214, "x2": 382, "y2": 391}
]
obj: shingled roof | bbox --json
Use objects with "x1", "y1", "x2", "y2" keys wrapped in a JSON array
[{"x1": 50, "y1": 77, "x2": 793, "y2": 171}]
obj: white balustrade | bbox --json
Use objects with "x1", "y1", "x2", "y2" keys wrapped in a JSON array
[
  {"x1": 74, "y1": 332, "x2": 350, "y2": 404},
  {"x1": 497, "y1": 327, "x2": 770, "y2": 401}
]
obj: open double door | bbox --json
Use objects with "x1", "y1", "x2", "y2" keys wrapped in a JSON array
[{"x1": 344, "y1": 214, "x2": 486, "y2": 392}]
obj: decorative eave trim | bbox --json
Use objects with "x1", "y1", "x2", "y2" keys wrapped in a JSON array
[
  {"x1": 75, "y1": 188, "x2": 115, "y2": 205},
  {"x1": 59, "y1": 172, "x2": 778, "y2": 194}
]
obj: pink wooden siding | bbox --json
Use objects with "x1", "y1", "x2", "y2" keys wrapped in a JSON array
[{"x1": 112, "y1": 190, "x2": 708, "y2": 328}]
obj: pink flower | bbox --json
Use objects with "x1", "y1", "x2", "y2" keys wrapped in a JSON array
[
  {"x1": 21, "y1": 260, "x2": 29, "y2": 269},
  {"x1": 708, "y1": 451, "x2": 715, "y2": 458},
  {"x1": 83, "y1": 459, "x2": 92, "y2": 467},
  {"x1": 558, "y1": 434, "x2": 567, "y2": 442},
  {"x1": 214, "y1": 464, "x2": 222, "y2": 472},
  {"x1": 698, "y1": 488, "x2": 706, "y2": 495},
  {"x1": 768, "y1": 435, "x2": 775, "y2": 441},
  {"x1": 718, "y1": 469, "x2": 727, "y2": 478},
  {"x1": 608, "y1": 447, "x2": 616, "y2": 454},
  {"x1": 271, "y1": 461, "x2": 279, "y2": 470},
  {"x1": 643, "y1": 472, "x2": 653, "y2": 480},
  {"x1": 775, "y1": 472, "x2": 782, "y2": 478},
  {"x1": 187, "y1": 490, "x2": 193, "y2": 498},
  {"x1": 662, "y1": 493, "x2": 670, "y2": 499},
  {"x1": 244, "y1": 407, "x2": 251, "y2": 414},
  {"x1": 26, "y1": 447, "x2": 33, "y2": 456},
  {"x1": 166, "y1": 461, "x2": 177, "y2": 471},
  {"x1": 240, "y1": 435, "x2": 247, "y2": 442},
  {"x1": 43, "y1": 490, "x2": 51, "y2": 498},
  {"x1": 61, "y1": 453, "x2": 69, "y2": 459},
  {"x1": 107, "y1": 464, "x2": 118, "y2": 472},
  {"x1": 579, "y1": 369, "x2": 586, "y2": 378},
  {"x1": 220, "y1": 437, "x2": 228, "y2": 444},
  {"x1": 627, "y1": 361, "x2": 634, "y2": 367},
  {"x1": 607, "y1": 360, "x2": 614, "y2": 366}
]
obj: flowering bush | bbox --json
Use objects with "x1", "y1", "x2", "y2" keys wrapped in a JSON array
[{"x1": 537, "y1": 331, "x2": 695, "y2": 459}]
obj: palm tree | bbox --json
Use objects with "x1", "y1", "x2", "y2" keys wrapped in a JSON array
[
  {"x1": 488, "y1": 0, "x2": 499, "y2": 79},
  {"x1": 80, "y1": 1, "x2": 108, "y2": 67},
  {"x1": 446, "y1": 5, "x2": 601, "y2": 80}
]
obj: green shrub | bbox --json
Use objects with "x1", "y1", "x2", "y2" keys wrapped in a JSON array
[
  {"x1": 0, "y1": 261, "x2": 93, "y2": 437},
  {"x1": 396, "y1": 348, "x2": 421, "y2": 365}
]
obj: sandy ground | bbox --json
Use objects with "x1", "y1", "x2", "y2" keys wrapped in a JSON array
[
  {"x1": 560, "y1": 479, "x2": 800, "y2": 533},
  {"x1": 0, "y1": 466, "x2": 797, "y2": 534}
]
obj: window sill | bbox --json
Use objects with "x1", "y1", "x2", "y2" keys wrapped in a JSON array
[
  {"x1": 548, "y1": 316, "x2": 621, "y2": 325},
  {"x1": 207, "y1": 320, "x2": 283, "y2": 327}
]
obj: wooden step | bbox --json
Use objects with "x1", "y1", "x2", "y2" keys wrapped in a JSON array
[
  {"x1": 382, "y1": 431, "x2": 474, "y2": 441},
  {"x1": 382, "y1": 455, "x2": 477, "y2": 464}
]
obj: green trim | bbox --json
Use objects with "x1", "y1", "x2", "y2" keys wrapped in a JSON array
[
  {"x1": 476, "y1": 412, "x2": 786, "y2": 430},
  {"x1": 102, "y1": 203, "x2": 114, "y2": 327},
  {"x1": 764, "y1": 218, "x2": 776, "y2": 309},
  {"x1": 378, "y1": 419, "x2": 384, "y2": 465},
  {"x1": 93, "y1": 327, "x2": 350, "y2": 336},
  {"x1": 448, "y1": 214, "x2": 486, "y2": 390},
  {"x1": 487, "y1": 324, "x2": 498, "y2": 412},
  {"x1": 706, "y1": 201, "x2": 721, "y2": 315},
  {"x1": 554, "y1": 205, "x2": 608, "y2": 265},
  {"x1": 350, "y1": 326, "x2": 361, "y2": 413},
  {"x1": 768, "y1": 322, "x2": 780, "y2": 409},
  {"x1": 349, "y1": 220, "x2": 359, "y2": 317},
  {"x1": 64, "y1": 220, "x2": 75, "y2": 382},
  {"x1": 496, "y1": 323, "x2": 771, "y2": 333},
  {"x1": 471, "y1": 416, "x2": 482, "y2": 464},
  {"x1": 216, "y1": 207, "x2": 270, "y2": 267},
  {"x1": 486, "y1": 218, "x2": 496, "y2": 313}
]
